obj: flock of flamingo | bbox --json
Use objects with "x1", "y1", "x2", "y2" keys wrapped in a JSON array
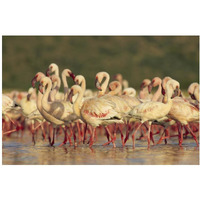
[{"x1": 2, "y1": 63, "x2": 199, "y2": 149}]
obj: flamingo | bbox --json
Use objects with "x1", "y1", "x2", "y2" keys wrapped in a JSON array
[
  {"x1": 39, "y1": 76, "x2": 79, "y2": 146},
  {"x1": 2, "y1": 94, "x2": 21, "y2": 135},
  {"x1": 127, "y1": 79, "x2": 180, "y2": 149},
  {"x1": 68, "y1": 85, "x2": 124, "y2": 148},
  {"x1": 31, "y1": 72, "x2": 68, "y2": 146},
  {"x1": 95, "y1": 74, "x2": 134, "y2": 146},
  {"x1": 167, "y1": 95, "x2": 199, "y2": 147},
  {"x1": 108, "y1": 81, "x2": 141, "y2": 145}
]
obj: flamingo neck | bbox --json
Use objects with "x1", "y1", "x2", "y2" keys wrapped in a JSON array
[
  {"x1": 50, "y1": 77, "x2": 61, "y2": 101},
  {"x1": 62, "y1": 72, "x2": 69, "y2": 100},
  {"x1": 139, "y1": 87, "x2": 148, "y2": 99},
  {"x1": 164, "y1": 83, "x2": 173, "y2": 105},
  {"x1": 108, "y1": 84, "x2": 122, "y2": 96},
  {"x1": 80, "y1": 78, "x2": 86, "y2": 93},
  {"x1": 151, "y1": 83, "x2": 162, "y2": 102},
  {"x1": 42, "y1": 79, "x2": 52, "y2": 112},
  {"x1": 73, "y1": 88, "x2": 83, "y2": 117},
  {"x1": 98, "y1": 73, "x2": 110, "y2": 96}
]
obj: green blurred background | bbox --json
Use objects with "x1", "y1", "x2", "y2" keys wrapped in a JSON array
[{"x1": 2, "y1": 36, "x2": 199, "y2": 91}]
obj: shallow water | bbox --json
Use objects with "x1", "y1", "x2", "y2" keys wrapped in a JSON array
[{"x1": 2, "y1": 131, "x2": 199, "y2": 165}]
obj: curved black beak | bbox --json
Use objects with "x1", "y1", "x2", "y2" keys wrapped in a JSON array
[
  {"x1": 31, "y1": 77, "x2": 37, "y2": 88},
  {"x1": 69, "y1": 72, "x2": 76, "y2": 81},
  {"x1": 46, "y1": 68, "x2": 51, "y2": 77}
]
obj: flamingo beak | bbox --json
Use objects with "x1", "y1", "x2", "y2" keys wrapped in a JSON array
[
  {"x1": 46, "y1": 68, "x2": 51, "y2": 77},
  {"x1": 31, "y1": 77, "x2": 37, "y2": 88},
  {"x1": 140, "y1": 82, "x2": 145, "y2": 90},
  {"x1": 148, "y1": 83, "x2": 153, "y2": 93},
  {"x1": 190, "y1": 93, "x2": 195, "y2": 100},
  {"x1": 95, "y1": 79, "x2": 102, "y2": 91},
  {"x1": 67, "y1": 90, "x2": 73, "y2": 103},
  {"x1": 69, "y1": 72, "x2": 76, "y2": 81},
  {"x1": 172, "y1": 88, "x2": 179, "y2": 98},
  {"x1": 162, "y1": 86, "x2": 166, "y2": 95},
  {"x1": 27, "y1": 93, "x2": 31, "y2": 101}
]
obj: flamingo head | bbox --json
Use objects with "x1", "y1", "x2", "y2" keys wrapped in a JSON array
[
  {"x1": 31, "y1": 72, "x2": 45, "y2": 88},
  {"x1": 140, "y1": 79, "x2": 151, "y2": 90},
  {"x1": 74, "y1": 75, "x2": 83, "y2": 85},
  {"x1": 46, "y1": 63, "x2": 58, "y2": 77}
]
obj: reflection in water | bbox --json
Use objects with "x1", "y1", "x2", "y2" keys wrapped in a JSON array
[{"x1": 2, "y1": 132, "x2": 199, "y2": 165}]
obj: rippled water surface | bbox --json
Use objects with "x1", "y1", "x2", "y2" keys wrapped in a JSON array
[{"x1": 2, "y1": 132, "x2": 199, "y2": 165}]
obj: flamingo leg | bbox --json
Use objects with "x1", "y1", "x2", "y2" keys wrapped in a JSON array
[
  {"x1": 3, "y1": 129, "x2": 18, "y2": 135},
  {"x1": 31, "y1": 122, "x2": 36, "y2": 145},
  {"x1": 118, "y1": 123, "x2": 124, "y2": 146},
  {"x1": 5, "y1": 114, "x2": 17, "y2": 127},
  {"x1": 147, "y1": 122, "x2": 152, "y2": 149},
  {"x1": 157, "y1": 127, "x2": 170, "y2": 144},
  {"x1": 83, "y1": 123, "x2": 88, "y2": 144},
  {"x1": 68, "y1": 124, "x2": 73, "y2": 146},
  {"x1": 89, "y1": 127, "x2": 96, "y2": 148},
  {"x1": 177, "y1": 123, "x2": 183, "y2": 147},
  {"x1": 41, "y1": 123, "x2": 46, "y2": 140},
  {"x1": 184, "y1": 124, "x2": 199, "y2": 147},
  {"x1": 103, "y1": 126, "x2": 116, "y2": 148},
  {"x1": 132, "y1": 123, "x2": 142, "y2": 149},
  {"x1": 50, "y1": 127, "x2": 56, "y2": 146},
  {"x1": 124, "y1": 122, "x2": 132, "y2": 145},
  {"x1": 59, "y1": 127, "x2": 68, "y2": 147},
  {"x1": 76, "y1": 121, "x2": 82, "y2": 143}
]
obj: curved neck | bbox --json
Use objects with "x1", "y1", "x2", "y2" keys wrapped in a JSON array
[
  {"x1": 54, "y1": 68, "x2": 59, "y2": 77},
  {"x1": 62, "y1": 72, "x2": 70, "y2": 100},
  {"x1": 73, "y1": 88, "x2": 84, "y2": 117},
  {"x1": 151, "y1": 83, "x2": 162, "y2": 101},
  {"x1": 139, "y1": 87, "x2": 148, "y2": 99},
  {"x1": 42, "y1": 79, "x2": 52, "y2": 112},
  {"x1": 164, "y1": 83, "x2": 173, "y2": 104},
  {"x1": 80, "y1": 78, "x2": 86, "y2": 93},
  {"x1": 98, "y1": 73, "x2": 110, "y2": 96},
  {"x1": 50, "y1": 77, "x2": 61, "y2": 101},
  {"x1": 36, "y1": 91, "x2": 43, "y2": 112},
  {"x1": 108, "y1": 83, "x2": 122, "y2": 96}
]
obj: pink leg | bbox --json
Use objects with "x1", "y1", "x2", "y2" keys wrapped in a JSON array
[
  {"x1": 3, "y1": 129, "x2": 18, "y2": 135},
  {"x1": 83, "y1": 123, "x2": 88, "y2": 144},
  {"x1": 177, "y1": 123, "x2": 183, "y2": 147},
  {"x1": 41, "y1": 123, "x2": 46, "y2": 140},
  {"x1": 124, "y1": 122, "x2": 132, "y2": 145},
  {"x1": 89, "y1": 127, "x2": 96, "y2": 148},
  {"x1": 132, "y1": 123, "x2": 142, "y2": 149},
  {"x1": 118, "y1": 124, "x2": 124, "y2": 146},
  {"x1": 103, "y1": 126, "x2": 116, "y2": 148},
  {"x1": 50, "y1": 128, "x2": 56, "y2": 146},
  {"x1": 68, "y1": 125, "x2": 73, "y2": 146},
  {"x1": 76, "y1": 121, "x2": 82, "y2": 143},
  {"x1": 59, "y1": 127, "x2": 68, "y2": 147},
  {"x1": 184, "y1": 124, "x2": 199, "y2": 147}
]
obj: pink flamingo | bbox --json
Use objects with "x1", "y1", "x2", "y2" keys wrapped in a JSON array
[{"x1": 127, "y1": 79, "x2": 180, "y2": 149}]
